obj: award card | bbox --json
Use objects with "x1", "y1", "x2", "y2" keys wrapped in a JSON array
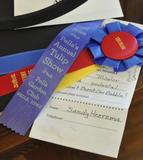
[{"x1": 30, "y1": 65, "x2": 141, "y2": 158}]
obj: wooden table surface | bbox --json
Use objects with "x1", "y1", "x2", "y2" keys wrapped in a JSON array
[{"x1": 0, "y1": 0, "x2": 143, "y2": 159}]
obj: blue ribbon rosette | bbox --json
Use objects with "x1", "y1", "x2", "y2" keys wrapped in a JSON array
[{"x1": 88, "y1": 21, "x2": 143, "y2": 72}]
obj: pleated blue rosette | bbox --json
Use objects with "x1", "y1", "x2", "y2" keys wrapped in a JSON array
[{"x1": 88, "y1": 21, "x2": 143, "y2": 72}]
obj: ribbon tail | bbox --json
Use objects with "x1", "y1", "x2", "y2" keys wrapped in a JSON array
[
  {"x1": 89, "y1": 44, "x2": 105, "y2": 59},
  {"x1": 106, "y1": 22, "x2": 121, "y2": 33},
  {"x1": 123, "y1": 56, "x2": 143, "y2": 69},
  {"x1": 115, "y1": 62, "x2": 126, "y2": 72},
  {"x1": 137, "y1": 56, "x2": 143, "y2": 66},
  {"x1": 125, "y1": 23, "x2": 143, "y2": 37},
  {"x1": 91, "y1": 28, "x2": 107, "y2": 43},
  {"x1": 136, "y1": 47, "x2": 143, "y2": 56},
  {"x1": 137, "y1": 38, "x2": 143, "y2": 47},
  {"x1": 101, "y1": 58, "x2": 120, "y2": 71}
]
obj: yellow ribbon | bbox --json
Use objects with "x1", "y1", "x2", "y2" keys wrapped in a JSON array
[{"x1": 55, "y1": 65, "x2": 100, "y2": 92}]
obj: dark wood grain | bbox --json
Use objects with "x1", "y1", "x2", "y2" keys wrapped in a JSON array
[{"x1": 0, "y1": 0, "x2": 143, "y2": 159}]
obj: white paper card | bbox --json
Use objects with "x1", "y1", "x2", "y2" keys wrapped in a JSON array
[
  {"x1": 30, "y1": 65, "x2": 141, "y2": 158},
  {"x1": 14, "y1": 0, "x2": 123, "y2": 27}
]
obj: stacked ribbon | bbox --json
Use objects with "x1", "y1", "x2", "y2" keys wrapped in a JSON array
[{"x1": 0, "y1": 49, "x2": 98, "y2": 96}]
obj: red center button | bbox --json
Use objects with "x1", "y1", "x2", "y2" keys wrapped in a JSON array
[{"x1": 101, "y1": 31, "x2": 139, "y2": 60}]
